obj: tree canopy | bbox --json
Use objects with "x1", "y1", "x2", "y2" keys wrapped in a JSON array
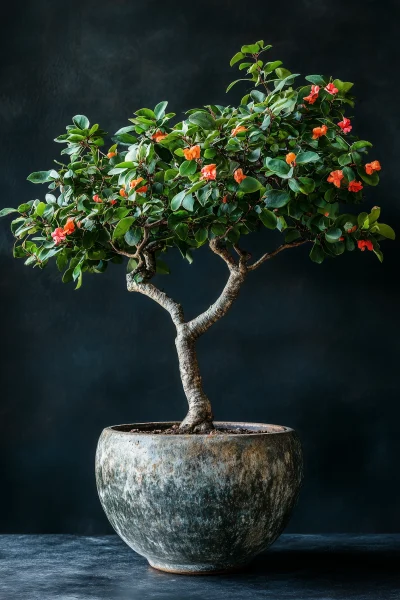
[{"x1": 1, "y1": 40, "x2": 394, "y2": 289}]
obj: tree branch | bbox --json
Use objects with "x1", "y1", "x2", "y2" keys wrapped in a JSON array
[
  {"x1": 126, "y1": 275, "x2": 184, "y2": 327},
  {"x1": 247, "y1": 239, "x2": 309, "y2": 271},
  {"x1": 187, "y1": 239, "x2": 247, "y2": 339}
]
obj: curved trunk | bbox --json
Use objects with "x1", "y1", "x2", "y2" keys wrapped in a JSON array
[{"x1": 175, "y1": 325, "x2": 214, "y2": 432}]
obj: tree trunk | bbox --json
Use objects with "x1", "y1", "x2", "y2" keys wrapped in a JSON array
[{"x1": 175, "y1": 325, "x2": 214, "y2": 432}]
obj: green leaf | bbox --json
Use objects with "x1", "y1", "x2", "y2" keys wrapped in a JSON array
[
  {"x1": 226, "y1": 79, "x2": 248, "y2": 93},
  {"x1": 295, "y1": 151, "x2": 320, "y2": 164},
  {"x1": 265, "y1": 157, "x2": 291, "y2": 177},
  {"x1": 188, "y1": 111, "x2": 215, "y2": 130},
  {"x1": 333, "y1": 79, "x2": 354, "y2": 93},
  {"x1": 171, "y1": 190, "x2": 187, "y2": 211},
  {"x1": 377, "y1": 223, "x2": 395, "y2": 240},
  {"x1": 195, "y1": 228, "x2": 208, "y2": 244},
  {"x1": 124, "y1": 228, "x2": 141, "y2": 246},
  {"x1": 56, "y1": 251, "x2": 68, "y2": 272},
  {"x1": 351, "y1": 140, "x2": 373, "y2": 151},
  {"x1": 127, "y1": 258, "x2": 138, "y2": 273},
  {"x1": 179, "y1": 160, "x2": 197, "y2": 177},
  {"x1": 368, "y1": 206, "x2": 380, "y2": 225},
  {"x1": 298, "y1": 177, "x2": 315, "y2": 194},
  {"x1": 112, "y1": 133, "x2": 138, "y2": 145},
  {"x1": 230, "y1": 52, "x2": 244, "y2": 66},
  {"x1": 175, "y1": 222, "x2": 189, "y2": 240},
  {"x1": 0, "y1": 207, "x2": 18, "y2": 217},
  {"x1": 182, "y1": 194, "x2": 195, "y2": 212},
  {"x1": 310, "y1": 243, "x2": 325, "y2": 264},
  {"x1": 275, "y1": 67, "x2": 292, "y2": 79},
  {"x1": 357, "y1": 167, "x2": 379, "y2": 186},
  {"x1": 259, "y1": 208, "x2": 277, "y2": 229},
  {"x1": 27, "y1": 170, "x2": 57, "y2": 184},
  {"x1": 241, "y1": 43, "x2": 260, "y2": 54},
  {"x1": 35, "y1": 202, "x2": 47, "y2": 217},
  {"x1": 154, "y1": 101, "x2": 168, "y2": 120},
  {"x1": 238, "y1": 176, "x2": 262, "y2": 193},
  {"x1": 114, "y1": 161, "x2": 136, "y2": 169},
  {"x1": 305, "y1": 75, "x2": 327, "y2": 86},
  {"x1": 285, "y1": 229, "x2": 302, "y2": 243},
  {"x1": 72, "y1": 115, "x2": 90, "y2": 129},
  {"x1": 112, "y1": 217, "x2": 136, "y2": 239},
  {"x1": 136, "y1": 108, "x2": 156, "y2": 120},
  {"x1": 62, "y1": 268, "x2": 74, "y2": 283},
  {"x1": 265, "y1": 189, "x2": 290, "y2": 208},
  {"x1": 338, "y1": 153, "x2": 352, "y2": 166},
  {"x1": 325, "y1": 227, "x2": 342, "y2": 243},
  {"x1": 156, "y1": 259, "x2": 170, "y2": 274}
]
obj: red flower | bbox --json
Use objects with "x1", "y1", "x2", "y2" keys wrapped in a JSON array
[
  {"x1": 327, "y1": 170, "x2": 344, "y2": 188},
  {"x1": 312, "y1": 124, "x2": 328, "y2": 139},
  {"x1": 200, "y1": 164, "x2": 217, "y2": 181},
  {"x1": 325, "y1": 82, "x2": 339, "y2": 95},
  {"x1": 338, "y1": 117, "x2": 352, "y2": 134},
  {"x1": 222, "y1": 196, "x2": 228, "y2": 204},
  {"x1": 303, "y1": 85, "x2": 320, "y2": 104},
  {"x1": 348, "y1": 180, "x2": 363, "y2": 193},
  {"x1": 110, "y1": 200, "x2": 117, "y2": 206},
  {"x1": 63, "y1": 218, "x2": 75, "y2": 235},
  {"x1": 93, "y1": 194, "x2": 102, "y2": 203},
  {"x1": 365, "y1": 160, "x2": 381, "y2": 175},
  {"x1": 51, "y1": 227, "x2": 67, "y2": 245},
  {"x1": 233, "y1": 168, "x2": 246, "y2": 184},
  {"x1": 358, "y1": 239, "x2": 373, "y2": 252},
  {"x1": 347, "y1": 225, "x2": 357, "y2": 233}
]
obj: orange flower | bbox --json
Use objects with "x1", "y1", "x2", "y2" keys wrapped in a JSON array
[
  {"x1": 365, "y1": 160, "x2": 381, "y2": 175},
  {"x1": 285, "y1": 152, "x2": 297, "y2": 166},
  {"x1": 107, "y1": 152, "x2": 117, "y2": 158},
  {"x1": 183, "y1": 145, "x2": 201, "y2": 160},
  {"x1": 303, "y1": 85, "x2": 320, "y2": 104},
  {"x1": 312, "y1": 124, "x2": 328, "y2": 139},
  {"x1": 222, "y1": 195, "x2": 228, "y2": 204},
  {"x1": 130, "y1": 177, "x2": 148, "y2": 194},
  {"x1": 63, "y1": 218, "x2": 75, "y2": 235},
  {"x1": 347, "y1": 225, "x2": 357, "y2": 233},
  {"x1": 327, "y1": 170, "x2": 344, "y2": 188},
  {"x1": 119, "y1": 189, "x2": 127, "y2": 197},
  {"x1": 152, "y1": 131, "x2": 168, "y2": 143},
  {"x1": 348, "y1": 180, "x2": 363, "y2": 193},
  {"x1": 92, "y1": 194, "x2": 102, "y2": 203},
  {"x1": 110, "y1": 199, "x2": 117, "y2": 206},
  {"x1": 231, "y1": 125, "x2": 247, "y2": 136},
  {"x1": 325, "y1": 82, "x2": 339, "y2": 95},
  {"x1": 234, "y1": 168, "x2": 246, "y2": 184},
  {"x1": 200, "y1": 164, "x2": 217, "y2": 181}
]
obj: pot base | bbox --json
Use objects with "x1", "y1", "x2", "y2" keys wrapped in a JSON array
[{"x1": 148, "y1": 559, "x2": 247, "y2": 575}]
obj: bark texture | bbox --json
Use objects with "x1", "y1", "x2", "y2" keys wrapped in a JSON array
[{"x1": 126, "y1": 239, "x2": 308, "y2": 431}]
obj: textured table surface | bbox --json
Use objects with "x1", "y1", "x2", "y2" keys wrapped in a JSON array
[{"x1": 0, "y1": 534, "x2": 399, "y2": 600}]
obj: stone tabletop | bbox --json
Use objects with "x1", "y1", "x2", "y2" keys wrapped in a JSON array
[{"x1": 0, "y1": 534, "x2": 399, "y2": 600}]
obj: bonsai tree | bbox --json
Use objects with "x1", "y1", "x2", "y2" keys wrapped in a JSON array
[{"x1": 1, "y1": 41, "x2": 394, "y2": 432}]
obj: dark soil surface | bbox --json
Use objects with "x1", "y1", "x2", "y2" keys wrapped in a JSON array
[{"x1": 129, "y1": 424, "x2": 271, "y2": 435}]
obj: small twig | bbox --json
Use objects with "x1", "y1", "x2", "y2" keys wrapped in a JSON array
[{"x1": 247, "y1": 240, "x2": 309, "y2": 271}]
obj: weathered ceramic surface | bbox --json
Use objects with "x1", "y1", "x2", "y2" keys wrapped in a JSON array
[{"x1": 95, "y1": 422, "x2": 303, "y2": 574}]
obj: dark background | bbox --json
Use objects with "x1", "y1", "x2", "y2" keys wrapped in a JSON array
[{"x1": 0, "y1": 0, "x2": 399, "y2": 534}]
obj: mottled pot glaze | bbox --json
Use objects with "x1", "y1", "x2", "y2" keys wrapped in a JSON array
[{"x1": 95, "y1": 422, "x2": 303, "y2": 574}]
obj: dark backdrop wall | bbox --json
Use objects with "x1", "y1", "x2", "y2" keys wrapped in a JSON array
[{"x1": 1, "y1": 0, "x2": 399, "y2": 534}]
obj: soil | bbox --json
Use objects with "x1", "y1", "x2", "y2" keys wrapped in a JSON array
[{"x1": 129, "y1": 424, "x2": 271, "y2": 435}]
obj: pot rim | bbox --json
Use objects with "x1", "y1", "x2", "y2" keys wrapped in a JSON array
[{"x1": 102, "y1": 421, "x2": 294, "y2": 437}]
